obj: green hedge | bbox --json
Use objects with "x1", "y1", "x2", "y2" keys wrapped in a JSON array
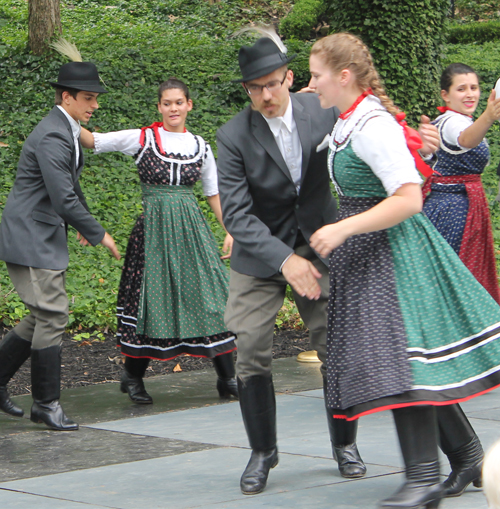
[
  {"x1": 448, "y1": 20, "x2": 500, "y2": 44},
  {"x1": 280, "y1": 0, "x2": 326, "y2": 39},
  {"x1": 328, "y1": 0, "x2": 449, "y2": 125}
]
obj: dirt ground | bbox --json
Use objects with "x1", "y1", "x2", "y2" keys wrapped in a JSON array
[{"x1": 4, "y1": 327, "x2": 311, "y2": 397}]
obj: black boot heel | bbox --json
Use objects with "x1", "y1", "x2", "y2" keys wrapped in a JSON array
[
  {"x1": 120, "y1": 370, "x2": 153, "y2": 404},
  {"x1": 324, "y1": 379, "x2": 366, "y2": 479},
  {"x1": 213, "y1": 352, "x2": 238, "y2": 399},
  {"x1": 426, "y1": 499, "x2": 441, "y2": 509},
  {"x1": 442, "y1": 435, "x2": 483, "y2": 497},
  {"x1": 217, "y1": 377, "x2": 238, "y2": 399},
  {"x1": 0, "y1": 330, "x2": 31, "y2": 417},
  {"x1": 379, "y1": 463, "x2": 443, "y2": 508},
  {"x1": 30, "y1": 400, "x2": 78, "y2": 431},
  {"x1": 240, "y1": 448, "x2": 278, "y2": 495}
]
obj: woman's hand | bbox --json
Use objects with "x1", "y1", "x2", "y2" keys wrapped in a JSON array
[
  {"x1": 310, "y1": 223, "x2": 349, "y2": 258},
  {"x1": 484, "y1": 89, "x2": 500, "y2": 123},
  {"x1": 221, "y1": 233, "x2": 233, "y2": 260},
  {"x1": 418, "y1": 115, "x2": 439, "y2": 156}
]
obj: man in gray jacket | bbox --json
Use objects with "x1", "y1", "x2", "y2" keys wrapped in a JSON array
[
  {"x1": 216, "y1": 37, "x2": 366, "y2": 495},
  {"x1": 0, "y1": 62, "x2": 120, "y2": 431}
]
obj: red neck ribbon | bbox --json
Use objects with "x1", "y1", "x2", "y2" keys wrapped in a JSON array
[
  {"x1": 139, "y1": 121, "x2": 187, "y2": 153},
  {"x1": 436, "y1": 106, "x2": 472, "y2": 118},
  {"x1": 339, "y1": 88, "x2": 373, "y2": 119},
  {"x1": 395, "y1": 112, "x2": 436, "y2": 179}
]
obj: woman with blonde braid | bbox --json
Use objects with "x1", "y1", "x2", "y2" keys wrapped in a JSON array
[{"x1": 308, "y1": 33, "x2": 500, "y2": 509}]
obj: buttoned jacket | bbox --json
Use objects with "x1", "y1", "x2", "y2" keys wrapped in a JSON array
[
  {"x1": 0, "y1": 107, "x2": 105, "y2": 270},
  {"x1": 217, "y1": 92, "x2": 338, "y2": 278}
]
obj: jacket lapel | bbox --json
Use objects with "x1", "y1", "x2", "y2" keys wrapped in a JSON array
[
  {"x1": 251, "y1": 109, "x2": 294, "y2": 184},
  {"x1": 291, "y1": 95, "x2": 312, "y2": 183}
]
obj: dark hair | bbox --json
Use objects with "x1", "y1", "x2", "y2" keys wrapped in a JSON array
[
  {"x1": 157, "y1": 78, "x2": 190, "y2": 102},
  {"x1": 54, "y1": 87, "x2": 79, "y2": 105},
  {"x1": 440, "y1": 63, "x2": 478, "y2": 92}
]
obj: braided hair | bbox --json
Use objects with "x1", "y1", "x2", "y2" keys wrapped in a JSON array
[{"x1": 310, "y1": 33, "x2": 400, "y2": 118}]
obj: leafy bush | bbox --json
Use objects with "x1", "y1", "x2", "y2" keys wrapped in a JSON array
[
  {"x1": 328, "y1": 0, "x2": 449, "y2": 125},
  {"x1": 454, "y1": 0, "x2": 500, "y2": 21},
  {"x1": 448, "y1": 19, "x2": 500, "y2": 43},
  {"x1": 280, "y1": 0, "x2": 326, "y2": 39}
]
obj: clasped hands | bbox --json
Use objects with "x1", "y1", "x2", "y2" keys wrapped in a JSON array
[{"x1": 282, "y1": 224, "x2": 350, "y2": 300}]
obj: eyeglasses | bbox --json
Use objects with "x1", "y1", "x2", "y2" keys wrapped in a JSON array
[{"x1": 243, "y1": 73, "x2": 288, "y2": 96}]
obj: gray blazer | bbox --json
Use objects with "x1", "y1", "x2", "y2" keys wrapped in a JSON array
[
  {"x1": 0, "y1": 107, "x2": 105, "y2": 270},
  {"x1": 217, "y1": 93, "x2": 338, "y2": 279}
]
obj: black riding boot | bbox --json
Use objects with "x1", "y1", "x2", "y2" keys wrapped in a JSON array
[
  {"x1": 30, "y1": 346, "x2": 78, "y2": 431},
  {"x1": 380, "y1": 406, "x2": 443, "y2": 509},
  {"x1": 213, "y1": 352, "x2": 238, "y2": 399},
  {"x1": 120, "y1": 357, "x2": 152, "y2": 404},
  {"x1": 437, "y1": 404, "x2": 483, "y2": 497},
  {"x1": 0, "y1": 330, "x2": 31, "y2": 417},
  {"x1": 323, "y1": 378, "x2": 366, "y2": 478},
  {"x1": 238, "y1": 375, "x2": 279, "y2": 495},
  {"x1": 326, "y1": 414, "x2": 367, "y2": 478}
]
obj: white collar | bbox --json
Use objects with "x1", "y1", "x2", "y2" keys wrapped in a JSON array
[
  {"x1": 57, "y1": 105, "x2": 82, "y2": 139},
  {"x1": 332, "y1": 95, "x2": 387, "y2": 146},
  {"x1": 262, "y1": 98, "x2": 294, "y2": 137}
]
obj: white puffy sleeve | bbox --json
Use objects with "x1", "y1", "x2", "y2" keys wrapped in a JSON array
[
  {"x1": 440, "y1": 115, "x2": 473, "y2": 150},
  {"x1": 351, "y1": 116, "x2": 423, "y2": 196},
  {"x1": 93, "y1": 129, "x2": 142, "y2": 156},
  {"x1": 200, "y1": 144, "x2": 219, "y2": 197}
]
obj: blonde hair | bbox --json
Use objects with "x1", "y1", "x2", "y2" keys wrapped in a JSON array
[
  {"x1": 310, "y1": 32, "x2": 400, "y2": 118},
  {"x1": 483, "y1": 439, "x2": 500, "y2": 509}
]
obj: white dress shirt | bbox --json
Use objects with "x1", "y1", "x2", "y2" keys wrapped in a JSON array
[
  {"x1": 262, "y1": 99, "x2": 303, "y2": 192},
  {"x1": 57, "y1": 105, "x2": 81, "y2": 167},
  {"x1": 262, "y1": 99, "x2": 304, "y2": 271}
]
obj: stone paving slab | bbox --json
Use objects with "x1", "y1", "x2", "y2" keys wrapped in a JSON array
[
  {"x1": 0, "y1": 490, "x2": 110, "y2": 509},
  {"x1": 0, "y1": 357, "x2": 497, "y2": 509},
  {"x1": 0, "y1": 425, "x2": 217, "y2": 482},
  {"x1": 0, "y1": 447, "x2": 487, "y2": 509},
  {"x1": 0, "y1": 448, "x2": 398, "y2": 509}
]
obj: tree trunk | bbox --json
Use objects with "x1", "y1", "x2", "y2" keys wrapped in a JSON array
[{"x1": 28, "y1": 0, "x2": 62, "y2": 55}]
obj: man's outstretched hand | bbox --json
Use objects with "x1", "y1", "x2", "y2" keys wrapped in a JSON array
[{"x1": 100, "y1": 232, "x2": 121, "y2": 260}]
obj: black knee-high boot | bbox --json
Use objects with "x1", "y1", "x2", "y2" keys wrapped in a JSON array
[
  {"x1": 0, "y1": 330, "x2": 31, "y2": 417},
  {"x1": 323, "y1": 379, "x2": 366, "y2": 478},
  {"x1": 120, "y1": 357, "x2": 152, "y2": 404},
  {"x1": 30, "y1": 345, "x2": 78, "y2": 431},
  {"x1": 437, "y1": 404, "x2": 483, "y2": 497},
  {"x1": 213, "y1": 351, "x2": 238, "y2": 399},
  {"x1": 238, "y1": 375, "x2": 278, "y2": 495},
  {"x1": 380, "y1": 406, "x2": 443, "y2": 509}
]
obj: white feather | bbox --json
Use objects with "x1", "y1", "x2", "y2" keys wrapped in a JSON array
[
  {"x1": 50, "y1": 39, "x2": 83, "y2": 62},
  {"x1": 233, "y1": 24, "x2": 287, "y2": 54},
  {"x1": 50, "y1": 38, "x2": 108, "y2": 88}
]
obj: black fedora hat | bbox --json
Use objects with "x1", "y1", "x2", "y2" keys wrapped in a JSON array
[
  {"x1": 234, "y1": 38, "x2": 297, "y2": 83},
  {"x1": 49, "y1": 62, "x2": 107, "y2": 93}
]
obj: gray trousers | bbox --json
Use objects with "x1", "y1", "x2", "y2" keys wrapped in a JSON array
[
  {"x1": 225, "y1": 243, "x2": 329, "y2": 379},
  {"x1": 6, "y1": 263, "x2": 68, "y2": 350}
]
